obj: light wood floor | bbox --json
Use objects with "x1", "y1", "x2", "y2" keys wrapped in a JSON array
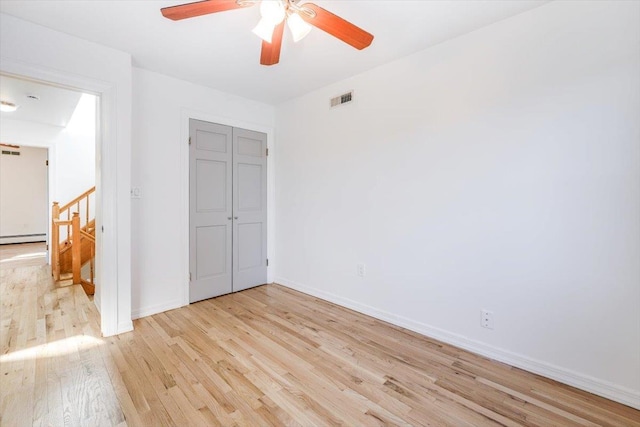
[
  {"x1": 0, "y1": 242, "x2": 47, "y2": 269},
  {"x1": 1, "y1": 264, "x2": 638, "y2": 426}
]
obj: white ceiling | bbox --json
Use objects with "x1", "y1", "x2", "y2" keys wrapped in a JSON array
[
  {"x1": 0, "y1": 1, "x2": 549, "y2": 104},
  {"x1": 0, "y1": 75, "x2": 83, "y2": 146}
]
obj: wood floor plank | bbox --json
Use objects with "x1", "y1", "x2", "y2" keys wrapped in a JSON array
[{"x1": 1, "y1": 260, "x2": 639, "y2": 426}]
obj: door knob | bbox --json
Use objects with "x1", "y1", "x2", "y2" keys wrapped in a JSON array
[
  {"x1": 227, "y1": 217, "x2": 232, "y2": 220},
  {"x1": 234, "y1": 216, "x2": 238, "y2": 220}
]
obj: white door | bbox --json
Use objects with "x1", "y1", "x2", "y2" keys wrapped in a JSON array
[
  {"x1": 189, "y1": 120, "x2": 233, "y2": 302},
  {"x1": 190, "y1": 120, "x2": 267, "y2": 302},
  {"x1": 233, "y1": 128, "x2": 268, "y2": 292}
]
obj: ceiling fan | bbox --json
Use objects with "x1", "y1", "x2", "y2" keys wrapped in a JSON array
[{"x1": 161, "y1": 0, "x2": 374, "y2": 66}]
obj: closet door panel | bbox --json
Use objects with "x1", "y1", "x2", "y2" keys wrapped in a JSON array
[
  {"x1": 232, "y1": 128, "x2": 267, "y2": 292},
  {"x1": 189, "y1": 120, "x2": 233, "y2": 303}
]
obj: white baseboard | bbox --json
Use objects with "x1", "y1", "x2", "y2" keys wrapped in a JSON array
[
  {"x1": 132, "y1": 298, "x2": 185, "y2": 320},
  {"x1": 275, "y1": 277, "x2": 640, "y2": 410},
  {"x1": 0, "y1": 235, "x2": 46, "y2": 245}
]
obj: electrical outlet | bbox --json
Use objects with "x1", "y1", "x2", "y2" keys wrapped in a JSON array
[
  {"x1": 357, "y1": 263, "x2": 366, "y2": 277},
  {"x1": 481, "y1": 309, "x2": 494, "y2": 329}
]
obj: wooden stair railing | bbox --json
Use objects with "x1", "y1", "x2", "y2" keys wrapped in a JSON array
[
  {"x1": 57, "y1": 219, "x2": 95, "y2": 276},
  {"x1": 51, "y1": 187, "x2": 96, "y2": 295}
]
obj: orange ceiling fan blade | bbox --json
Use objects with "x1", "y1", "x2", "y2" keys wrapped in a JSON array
[
  {"x1": 299, "y1": 3, "x2": 373, "y2": 50},
  {"x1": 260, "y1": 21, "x2": 285, "y2": 66},
  {"x1": 161, "y1": 0, "x2": 253, "y2": 21}
]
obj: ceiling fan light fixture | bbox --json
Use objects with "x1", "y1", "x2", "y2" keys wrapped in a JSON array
[
  {"x1": 287, "y1": 12, "x2": 312, "y2": 42},
  {"x1": 259, "y1": 0, "x2": 285, "y2": 25},
  {"x1": 252, "y1": 17, "x2": 276, "y2": 43},
  {"x1": 161, "y1": 0, "x2": 374, "y2": 66},
  {"x1": 0, "y1": 101, "x2": 18, "y2": 113}
]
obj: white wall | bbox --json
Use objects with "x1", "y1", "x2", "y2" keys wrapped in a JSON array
[
  {"x1": 0, "y1": 146, "x2": 48, "y2": 243},
  {"x1": 0, "y1": 13, "x2": 133, "y2": 336},
  {"x1": 0, "y1": 119, "x2": 64, "y2": 147},
  {"x1": 52, "y1": 94, "x2": 96, "y2": 208},
  {"x1": 275, "y1": 1, "x2": 640, "y2": 408},
  {"x1": 131, "y1": 68, "x2": 275, "y2": 318}
]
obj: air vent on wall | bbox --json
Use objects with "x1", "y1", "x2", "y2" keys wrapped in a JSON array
[{"x1": 330, "y1": 91, "x2": 353, "y2": 108}]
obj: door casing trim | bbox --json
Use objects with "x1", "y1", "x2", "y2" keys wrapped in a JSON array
[{"x1": 0, "y1": 58, "x2": 130, "y2": 337}]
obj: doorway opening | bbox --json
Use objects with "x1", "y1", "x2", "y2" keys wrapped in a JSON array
[{"x1": 0, "y1": 73, "x2": 100, "y2": 302}]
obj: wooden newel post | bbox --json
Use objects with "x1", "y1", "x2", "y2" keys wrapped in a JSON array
[
  {"x1": 51, "y1": 202, "x2": 60, "y2": 280},
  {"x1": 72, "y1": 212, "x2": 81, "y2": 284}
]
